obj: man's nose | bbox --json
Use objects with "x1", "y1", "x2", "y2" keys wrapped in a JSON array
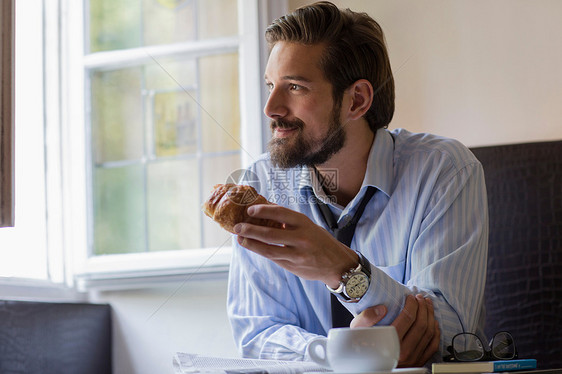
[{"x1": 263, "y1": 88, "x2": 288, "y2": 119}]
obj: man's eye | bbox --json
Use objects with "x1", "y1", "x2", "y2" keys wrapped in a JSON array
[
  {"x1": 289, "y1": 84, "x2": 301, "y2": 91},
  {"x1": 266, "y1": 83, "x2": 274, "y2": 92}
]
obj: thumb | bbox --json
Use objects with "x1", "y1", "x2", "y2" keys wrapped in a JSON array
[{"x1": 350, "y1": 305, "x2": 387, "y2": 328}]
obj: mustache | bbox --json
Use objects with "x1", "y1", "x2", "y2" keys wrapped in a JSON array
[{"x1": 270, "y1": 118, "x2": 305, "y2": 131}]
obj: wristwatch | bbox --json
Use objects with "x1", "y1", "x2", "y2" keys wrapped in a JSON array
[{"x1": 326, "y1": 251, "x2": 372, "y2": 303}]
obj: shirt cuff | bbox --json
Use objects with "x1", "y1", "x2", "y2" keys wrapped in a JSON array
[{"x1": 347, "y1": 262, "x2": 409, "y2": 325}]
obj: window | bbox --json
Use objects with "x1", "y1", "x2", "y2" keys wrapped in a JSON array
[
  {"x1": 87, "y1": 0, "x2": 242, "y2": 255},
  {"x1": 68, "y1": 0, "x2": 264, "y2": 288},
  {"x1": 1, "y1": 0, "x2": 267, "y2": 290}
]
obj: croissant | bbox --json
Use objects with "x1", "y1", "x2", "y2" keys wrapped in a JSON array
[{"x1": 202, "y1": 183, "x2": 283, "y2": 234}]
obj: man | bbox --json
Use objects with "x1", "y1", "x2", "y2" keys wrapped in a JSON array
[{"x1": 227, "y1": 1, "x2": 488, "y2": 367}]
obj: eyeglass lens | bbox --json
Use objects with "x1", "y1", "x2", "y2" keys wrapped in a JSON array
[
  {"x1": 491, "y1": 332, "x2": 516, "y2": 359},
  {"x1": 453, "y1": 334, "x2": 485, "y2": 361},
  {"x1": 452, "y1": 332, "x2": 516, "y2": 361}
]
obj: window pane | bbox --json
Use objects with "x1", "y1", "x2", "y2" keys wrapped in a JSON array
[
  {"x1": 89, "y1": 0, "x2": 141, "y2": 53},
  {"x1": 152, "y1": 91, "x2": 199, "y2": 156},
  {"x1": 89, "y1": 54, "x2": 242, "y2": 254},
  {"x1": 147, "y1": 159, "x2": 201, "y2": 251},
  {"x1": 201, "y1": 153, "x2": 240, "y2": 248},
  {"x1": 87, "y1": 3, "x2": 242, "y2": 255},
  {"x1": 198, "y1": 0, "x2": 238, "y2": 40},
  {"x1": 144, "y1": 58, "x2": 198, "y2": 157},
  {"x1": 200, "y1": 53, "x2": 240, "y2": 153},
  {"x1": 91, "y1": 67, "x2": 144, "y2": 164},
  {"x1": 143, "y1": 0, "x2": 197, "y2": 46},
  {"x1": 94, "y1": 165, "x2": 146, "y2": 255},
  {"x1": 88, "y1": 0, "x2": 238, "y2": 53}
]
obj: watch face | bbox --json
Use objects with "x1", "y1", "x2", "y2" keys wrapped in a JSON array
[{"x1": 345, "y1": 273, "x2": 369, "y2": 299}]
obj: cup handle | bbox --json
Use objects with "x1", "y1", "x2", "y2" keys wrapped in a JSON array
[{"x1": 307, "y1": 337, "x2": 330, "y2": 368}]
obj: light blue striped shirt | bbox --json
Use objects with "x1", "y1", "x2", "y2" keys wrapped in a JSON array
[{"x1": 227, "y1": 128, "x2": 488, "y2": 361}]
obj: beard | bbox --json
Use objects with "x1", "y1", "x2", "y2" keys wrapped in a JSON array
[{"x1": 267, "y1": 105, "x2": 346, "y2": 169}]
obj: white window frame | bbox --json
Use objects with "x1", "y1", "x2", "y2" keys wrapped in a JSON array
[
  {"x1": 0, "y1": 0, "x2": 80, "y2": 300},
  {"x1": 61, "y1": 0, "x2": 276, "y2": 291}
]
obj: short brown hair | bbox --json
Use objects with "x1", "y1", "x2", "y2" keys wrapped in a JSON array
[{"x1": 265, "y1": 1, "x2": 395, "y2": 132}]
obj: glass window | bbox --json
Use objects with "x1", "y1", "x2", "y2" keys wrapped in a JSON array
[
  {"x1": 88, "y1": 0, "x2": 238, "y2": 53},
  {"x1": 86, "y1": 0, "x2": 241, "y2": 256}
]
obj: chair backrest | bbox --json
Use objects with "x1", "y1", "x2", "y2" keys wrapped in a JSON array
[
  {"x1": 0, "y1": 300, "x2": 112, "y2": 374},
  {"x1": 471, "y1": 140, "x2": 562, "y2": 369}
]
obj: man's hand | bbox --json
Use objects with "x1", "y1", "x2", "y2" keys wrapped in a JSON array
[
  {"x1": 350, "y1": 294, "x2": 440, "y2": 367},
  {"x1": 234, "y1": 204, "x2": 358, "y2": 288}
]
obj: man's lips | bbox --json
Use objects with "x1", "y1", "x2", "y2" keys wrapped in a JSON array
[{"x1": 273, "y1": 126, "x2": 298, "y2": 138}]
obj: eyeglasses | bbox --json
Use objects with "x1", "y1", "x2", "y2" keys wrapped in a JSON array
[{"x1": 444, "y1": 332, "x2": 518, "y2": 362}]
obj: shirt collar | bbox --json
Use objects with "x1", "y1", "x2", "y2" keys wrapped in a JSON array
[
  {"x1": 361, "y1": 128, "x2": 394, "y2": 198},
  {"x1": 296, "y1": 128, "x2": 395, "y2": 200}
]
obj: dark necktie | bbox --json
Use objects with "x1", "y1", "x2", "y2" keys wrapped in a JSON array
[{"x1": 316, "y1": 186, "x2": 376, "y2": 328}]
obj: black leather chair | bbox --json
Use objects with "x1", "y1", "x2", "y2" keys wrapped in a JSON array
[
  {"x1": 471, "y1": 140, "x2": 562, "y2": 369},
  {"x1": 0, "y1": 300, "x2": 112, "y2": 374}
]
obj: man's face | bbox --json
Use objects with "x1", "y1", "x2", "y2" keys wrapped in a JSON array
[{"x1": 264, "y1": 42, "x2": 346, "y2": 168}]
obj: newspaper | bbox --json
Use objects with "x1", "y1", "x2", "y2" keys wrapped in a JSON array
[{"x1": 173, "y1": 352, "x2": 331, "y2": 374}]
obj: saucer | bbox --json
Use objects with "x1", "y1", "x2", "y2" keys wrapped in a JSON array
[{"x1": 305, "y1": 368, "x2": 428, "y2": 374}]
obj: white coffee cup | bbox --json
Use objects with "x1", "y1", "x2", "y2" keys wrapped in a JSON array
[{"x1": 307, "y1": 326, "x2": 400, "y2": 373}]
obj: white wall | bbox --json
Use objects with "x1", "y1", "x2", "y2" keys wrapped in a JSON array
[
  {"x1": 291, "y1": 0, "x2": 562, "y2": 146},
  {"x1": 92, "y1": 2, "x2": 562, "y2": 373},
  {"x1": 90, "y1": 279, "x2": 237, "y2": 374}
]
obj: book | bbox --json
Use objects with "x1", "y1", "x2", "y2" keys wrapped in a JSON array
[{"x1": 432, "y1": 359, "x2": 537, "y2": 373}]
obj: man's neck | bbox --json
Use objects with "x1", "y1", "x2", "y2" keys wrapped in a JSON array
[{"x1": 316, "y1": 127, "x2": 375, "y2": 207}]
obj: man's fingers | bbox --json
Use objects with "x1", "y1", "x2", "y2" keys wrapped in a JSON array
[
  {"x1": 236, "y1": 235, "x2": 291, "y2": 260},
  {"x1": 391, "y1": 294, "x2": 418, "y2": 340},
  {"x1": 398, "y1": 296, "x2": 441, "y2": 367},
  {"x1": 419, "y1": 319, "x2": 441, "y2": 365},
  {"x1": 350, "y1": 305, "x2": 387, "y2": 328},
  {"x1": 235, "y1": 222, "x2": 289, "y2": 246},
  {"x1": 246, "y1": 204, "x2": 304, "y2": 226},
  {"x1": 396, "y1": 295, "x2": 428, "y2": 366},
  {"x1": 234, "y1": 205, "x2": 314, "y2": 246},
  {"x1": 407, "y1": 296, "x2": 434, "y2": 364},
  {"x1": 416, "y1": 298, "x2": 440, "y2": 363}
]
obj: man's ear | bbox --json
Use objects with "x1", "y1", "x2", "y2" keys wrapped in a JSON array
[{"x1": 345, "y1": 79, "x2": 374, "y2": 121}]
